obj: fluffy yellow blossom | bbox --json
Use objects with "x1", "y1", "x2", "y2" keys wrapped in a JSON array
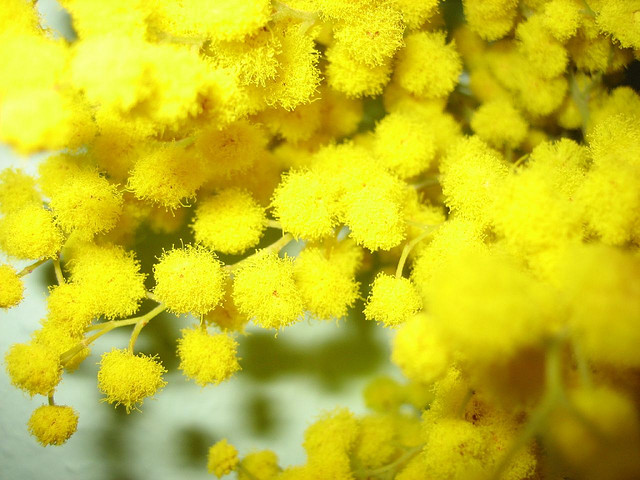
[
  {"x1": 391, "y1": 314, "x2": 450, "y2": 384},
  {"x1": 192, "y1": 189, "x2": 266, "y2": 255},
  {"x1": 352, "y1": 414, "x2": 399, "y2": 470},
  {"x1": 148, "y1": 0, "x2": 270, "y2": 42},
  {"x1": 516, "y1": 15, "x2": 568, "y2": 79},
  {"x1": 394, "y1": 31, "x2": 462, "y2": 99},
  {"x1": 325, "y1": 43, "x2": 393, "y2": 98},
  {"x1": 28, "y1": 405, "x2": 79, "y2": 447},
  {"x1": 238, "y1": 450, "x2": 280, "y2": 480},
  {"x1": 128, "y1": 142, "x2": 207, "y2": 208},
  {"x1": 207, "y1": 439, "x2": 239, "y2": 478},
  {"x1": 427, "y1": 250, "x2": 555, "y2": 364},
  {"x1": 440, "y1": 136, "x2": 508, "y2": 227},
  {"x1": 32, "y1": 319, "x2": 89, "y2": 372},
  {"x1": 232, "y1": 252, "x2": 304, "y2": 329},
  {"x1": 303, "y1": 408, "x2": 358, "y2": 479},
  {"x1": 542, "y1": 0, "x2": 582, "y2": 42},
  {"x1": 0, "y1": 264, "x2": 23, "y2": 308},
  {"x1": 272, "y1": 170, "x2": 337, "y2": 241},
  {"x1": 558, "y1": 245, "x2": 640, "y2": 368},
  {"x1": 373, "y1": 111, "x2": 436, "y2": 179},
  {"x1": 293, "y1": 245, "x2": 359, "y2": 320},
  {"x1": 392, "y1": 0, "x2": 439, "y2": 30},
  {"x1": 463, "y1": 0, "x2": 519, "y2": 41},
  {"x1": 0, "y1": 169, "x2": 41, "y2": 215},
  {"x1": 5, "y1": 342, "x2": 62, "y2": 396},
  {"x1": 46, "y1": 283, "x2": 96, "y2": 335},
  {"x1": 153, "y1": 245, "x2": 226, "y2": 316},
  {"x1": 339, "y1": 170, "x2": 407, "y2": 251},
  {"x1": 97, "y1": 349, "x2": 167, "y2": 413},
  {"x1": 49, "y1": 171, "x2": 123, "y2": 239},
  {"x1": 471, "y1": 98, "x2": 528, "y2": 149},
  {"x1": 196, "y1": 120, "x2": 268, "y2": 179},
  {"x1": 596, "y1": 0, "x2": 640, "y2": 49},
  {"x1": 0, "y1": 205, "x2": 63, "y2": 260},
  {"x1": 331, "y1": 3, "x2": 404, "y2": 67},
  {"x1": 364, "y1": 273, "x2": 422, "y2": 327},
  {"x1": 66, "y1": 243, "x2": 147, "y2": 320},
  {"x1": 177, "y1": 328, "x2": 240, "y2": 386}
]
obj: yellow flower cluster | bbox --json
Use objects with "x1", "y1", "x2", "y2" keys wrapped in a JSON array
[{"x1": 1, "y1": 0, "x2": 640, "y2": 478}]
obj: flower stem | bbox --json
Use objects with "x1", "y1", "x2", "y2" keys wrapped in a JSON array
[
  {"x1": 17, "y1": 257, "x2": 48, "y2": 277},
  {"x1": 128, "y1": 304, "x2": 168, "y2": 353}
]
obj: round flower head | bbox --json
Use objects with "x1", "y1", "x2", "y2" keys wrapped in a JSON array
[
  {"x1": 5, "y1": 342, "x2": 62, "y2": 396},
  {"x1": 0, "y1": 264, "x2": 24, "y2": 308},
  {"x1": 48, "y1": 170, "x2": 123, "y2": 239},
  {"x1": 66, "y1": 242, "x2": 147, "y2": 320},
  {"x1": 177, "y1": 328, "x2": 240, "y2": 386},
  {"x1": 207, "y1": 439, "x2": 238, "y2": 478},
  {"x1": 238, "y1": 450, "x2": 279, "y2": 480},
  {"x1": 471, "y1": 98, "x2": 528, "y2": 149},
  {"x1": 28, "y1": 405, "x2": 78, "y2": 446},
  {"x1": 153, "y1": 245, "x2": 226, "y2": 316},
  {"x1": 97, "y1": 349, "x2": 167, "y2": 413},
  {"x1": 391, "y1": 314, "x2": 450, "y2": 384},
  {"x1": 293, "y1": 246, "x2": 359, "y2": 320},
  {"x1": 0, "y1": 204, "x2": 63, "y2": 260},
  {"x1": 0, "y1": 168, "x2": 41, "y2": 215},
  {"x1": 373, "y1": 111, "x2": 437, "y2": 179},
  {"x1": 232, "y1": 251, "x2": 304, "y2": 329},
  {"x1": 271, "y1": 169, "x2": 337, "y2": 241},
  {"x1": 46, "y1": 283, "x2": 96, "y2": 335},
  {"x1": 364, "y1": 273, "x2": 422, "y2": 327},
  {"x1": 192, "y1": 188, "x2": 266, "y2": 255},
  {"x1": 394, "y1": 31, "x2": 462, "y2": 99}
]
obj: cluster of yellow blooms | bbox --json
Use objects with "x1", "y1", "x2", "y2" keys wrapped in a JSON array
[{"x1": 1, "y1": 0, "x2": 640, "y2": 478}]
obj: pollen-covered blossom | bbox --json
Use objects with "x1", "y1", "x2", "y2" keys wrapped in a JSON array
[{"x1": 1, "y1": 0, "x2": 640, "y2": 478}]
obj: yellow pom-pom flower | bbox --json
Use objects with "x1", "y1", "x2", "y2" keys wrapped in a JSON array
[
  {"x1": 0, "y1": 168, "x2": 41, "y2": 215},
  {"x1": 0, "y1": 264, "x2": 23, "y2": 308},
  {"x1": 373, "y1": 111, "x2": 436, "y2": 179},
  {"x1": 364, "y1": 273, "x2": 422, "y2": 327},
  {"x1": 391, "y1": 314, "x2": 450, "y2": 384},
  {"x1": 97, "y1": 349, "x2": 167, "y2": 413},
  {"x1": 394, "y1": 31, "x2": 462, "y2": 99},
  {"x1": 128, "y1": 141, "x2": 207, "y2": 209},
  {"x1": 326, "y1": 43, "x2": 393, "y2": 98},
  {"x1": 28, "y1": 405, "x2": 79, "y2": 447},
  {"x1": 46, "y1": 283, "x2": 96, "y2": 335},
  {"x1": 207, "y1": 438, "x2": 238, "y2": 478},
  {"x1": 463, "y1": 0, "x2": 519, "y2": 41},
  {"x1": 596, "y1": 0, "x2": 640, "y2": 49},
  {"x1": 49, "y1": 169, "x2": 123, "y2": 239},
  {"x1": 238, "y1": 450, "x2": 280, "y2": 480},
  {"x1": 67, "y1": 243, "x2": 147, "y2": 320},
  {"x1": 192, "y1": 189, "x2": 266, "y2": 255},
  {"x1": 440, "y1": 136, "x2": 508, "y2": 227},
  {"x1": 232, "y1": 251, "x2": 304, "y2": 329},
  {"x1": 153, "y1": 245, "x2": 226, "y2": 316},
  {"x1": 471, "y1": 98, "x2": 528, "y2": 149},
  {"x1": 293, "y1": 246, "x2": 359, "y2": 320},
  {"x1": 272, "y1": 170, "x2": 337, "y2": 241},
  {"x1": 177, "y1": 328, "x2": 240, "y2": 386},
  {"x1": 0, "y1": 205, "x2": 63, "y2": 260},
  {"x1": 5, "y1": 342, "x2": 62, "y2": 396}
]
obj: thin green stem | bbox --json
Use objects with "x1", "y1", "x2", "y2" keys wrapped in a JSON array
[
  {"x1": 48, "y1": 393, "x2": 55, "y2": 406},
  {"x1": 571, "y1": 338, "x2": 592, "y2": 389},
  {"x1": 128, "y1": 304, "x2": 167, "y2": 353},
  {"x1": 225, "y1": 233, "x2": 294, "y2": 272},
  {"x1": 266, "y1": 219, "x2": 282, "y2": 229},
  {"x1": 396, "y1": 229, "x2": 433, "y2": 278},
  {"x1": 53, "y1": 255, "x2": 65, "y2": 285},
  {"x1": 17, "y1": 258, "x2": 48, "y2": 277},
  {"x1": 354, "y1": 444, "x2": 423, "y2": 479}
]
